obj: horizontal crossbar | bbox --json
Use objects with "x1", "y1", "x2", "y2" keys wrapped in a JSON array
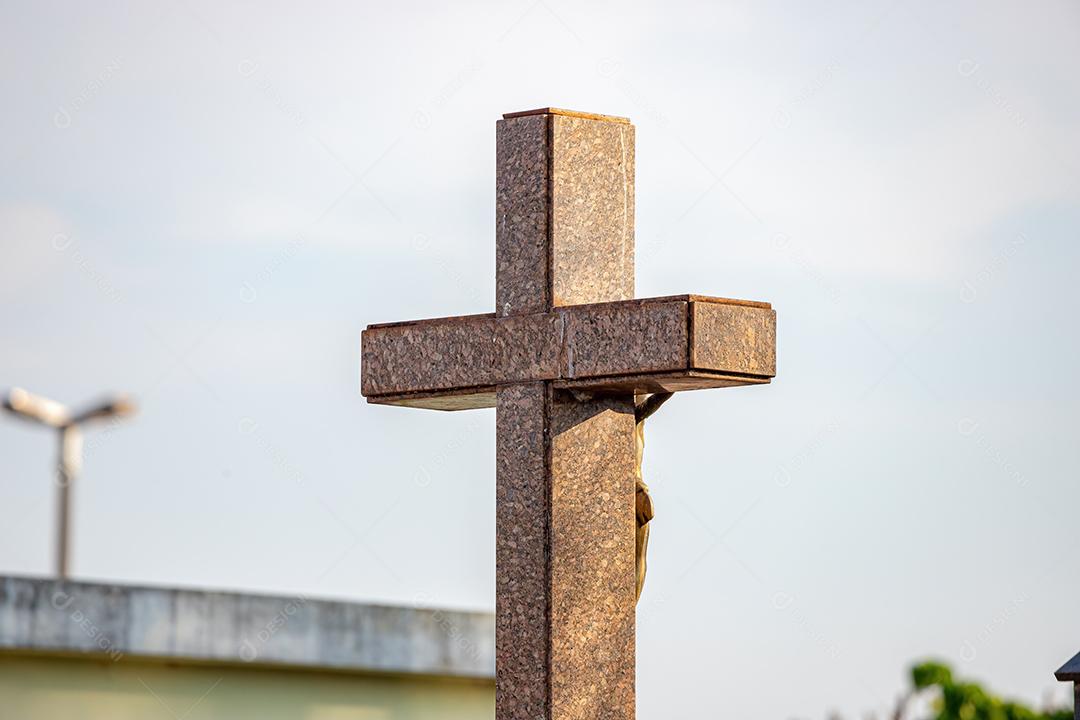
[{"x1": 361, "y1": 295, "x2": 775, "y2": 411}]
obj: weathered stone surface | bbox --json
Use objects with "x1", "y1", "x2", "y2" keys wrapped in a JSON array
[
  {"x1": 559, "y1": 298, "x2": 686, "y2": 379},
  {"x1": 550, "y1": 114, "x2": 635, "y2": 307},
  {"x1": 378, "y1": 388, "x2": 497, "y2": 411},
  {"x1": 361, "y1": 312, "x2": 559, "y2": 397},
  {"x1": 362, "y1": 296, "x2": 775, "y2": 408},
  {"x1": 691, "y1": 300, "x2": 777, "y2": 377},
  {"x1": 496, "y1": 114, "x2": 550, "y2": 317},
  {"x1": 495, "y1": 383, "x2": 550, "y2": 717},
  {"x1": 549, "y1": 393, "x2": 636, "y2": 718},
  {"x1": 0, "y1": 575, "x2": 495, "y2": 678},
  {"x1": 503, "y1": 108, "x2": 630, "y2": 124},
  {"x1": 495, "y1": 109, "x2": 637, "y2": 720},
  {"x1": 496, "y1": 111, "x2": 634, "y2": 315},
  {"x1": 554, "y1": 370, "x2": 768, "y2": 396}
]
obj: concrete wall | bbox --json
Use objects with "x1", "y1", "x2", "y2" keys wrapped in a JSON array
[
  {"x1": 0, "y1": 654, "x2": 494, "y2": 720},
  {"x1": 0, "y1": 576, "x2": 495, "y2": 719},
  {"x1": 0, "y1": 576, "x2": 494, "y2": 678}
]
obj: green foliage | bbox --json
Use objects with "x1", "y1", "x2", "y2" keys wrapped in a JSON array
[
  {"x1": 907, "y1": 661, "x2": 1071, "y2": 720},
  {"x1": 913, "y1": 661, "x2": 954, "y2": 690}
]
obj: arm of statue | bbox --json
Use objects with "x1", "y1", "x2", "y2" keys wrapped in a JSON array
[{"x1": 634, "y1": 392, "x2": 672, "y2": 603}]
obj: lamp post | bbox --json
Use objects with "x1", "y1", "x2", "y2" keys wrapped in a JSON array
[{"x1": 3, "y1": 387, "x2": 136, "y2": 578}]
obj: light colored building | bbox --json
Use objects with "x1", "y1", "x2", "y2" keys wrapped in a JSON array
[{"x1": 0, "y1": 575, "x2": 494, "y2": 719}]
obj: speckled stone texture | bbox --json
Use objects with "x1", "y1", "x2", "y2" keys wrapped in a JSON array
[
  {"x1": 494, "y1": 387, "x2": 636, "y2": 720},
  {"x1": 495, "y1": 383, "x2": 550, "y2": 716},
  {"x1": 496, "y1": 111, "x2": 634, "y2": 317},
  {"x1": 559, "y1": 298, "x2": 686, "y2": 379},
  {"x1": 549, "y1": 392, "x2": 636, "y2": 718},
  {"x1": 550, "y1": 114, "x2": 635, "y2": 307},
  {"x1": 495, "y1": 109, "x2": 637, "y2": 720},
  {"x1": 691, "y1": 300, "x2": 776, "y2": 377},
  {"x1": 361, "y1": 312, "x2": 560, "y2": 397},
  {"x1": 495, "y1": 387, "x2": 637, "y2": 720},
  {"x1": 496, "y1": 115, "x2": 550, "y2": 316},
  {"x1": 361, "y1": 296, "x2": 776, "y2": 408}
]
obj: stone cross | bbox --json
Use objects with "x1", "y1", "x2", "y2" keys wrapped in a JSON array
[{"x1": 361, "y1": 108, "x2": 776, "y2": 720}]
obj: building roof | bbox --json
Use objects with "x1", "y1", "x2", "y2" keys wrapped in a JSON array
[
  {"x1": 1056, "y1": 650, "x2": 1080, "y2": 682},
  {"x1": 0, "y1": 575, "x2": 493, "y2": 679}
]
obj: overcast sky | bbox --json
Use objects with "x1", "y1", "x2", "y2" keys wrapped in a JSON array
[{"x1": 2, "y1": 1, "x2": 1079, "y2": 717}]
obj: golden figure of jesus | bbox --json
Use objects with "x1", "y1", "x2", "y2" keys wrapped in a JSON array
[{"x1": 634, "y1": 392, "x2": 672, "y2": 602}]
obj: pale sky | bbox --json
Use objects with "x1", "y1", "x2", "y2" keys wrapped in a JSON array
[{"x1": 2, "y1": 1, "x2": 1079, "y2": 717}]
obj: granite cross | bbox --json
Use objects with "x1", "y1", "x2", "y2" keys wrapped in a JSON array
[{"x1": 360, "y1": 108, "x2": 776, "y2": 720}]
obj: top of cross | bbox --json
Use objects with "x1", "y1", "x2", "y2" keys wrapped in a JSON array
[
  {"x1": 360, "y1": 108, "x2": 775, "y2": 410},
  {"x1": 502, "y1": 107, "x2": 631, "y2": 124}
]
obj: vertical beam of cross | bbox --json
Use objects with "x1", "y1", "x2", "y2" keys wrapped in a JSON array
[{"x1": 495, "y1": 109, "x2": 637, "y2": 720}]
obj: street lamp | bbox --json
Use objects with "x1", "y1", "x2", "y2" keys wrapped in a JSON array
[{"x1": 3, "y1": 387, "x2": 136, "y2": 579}]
